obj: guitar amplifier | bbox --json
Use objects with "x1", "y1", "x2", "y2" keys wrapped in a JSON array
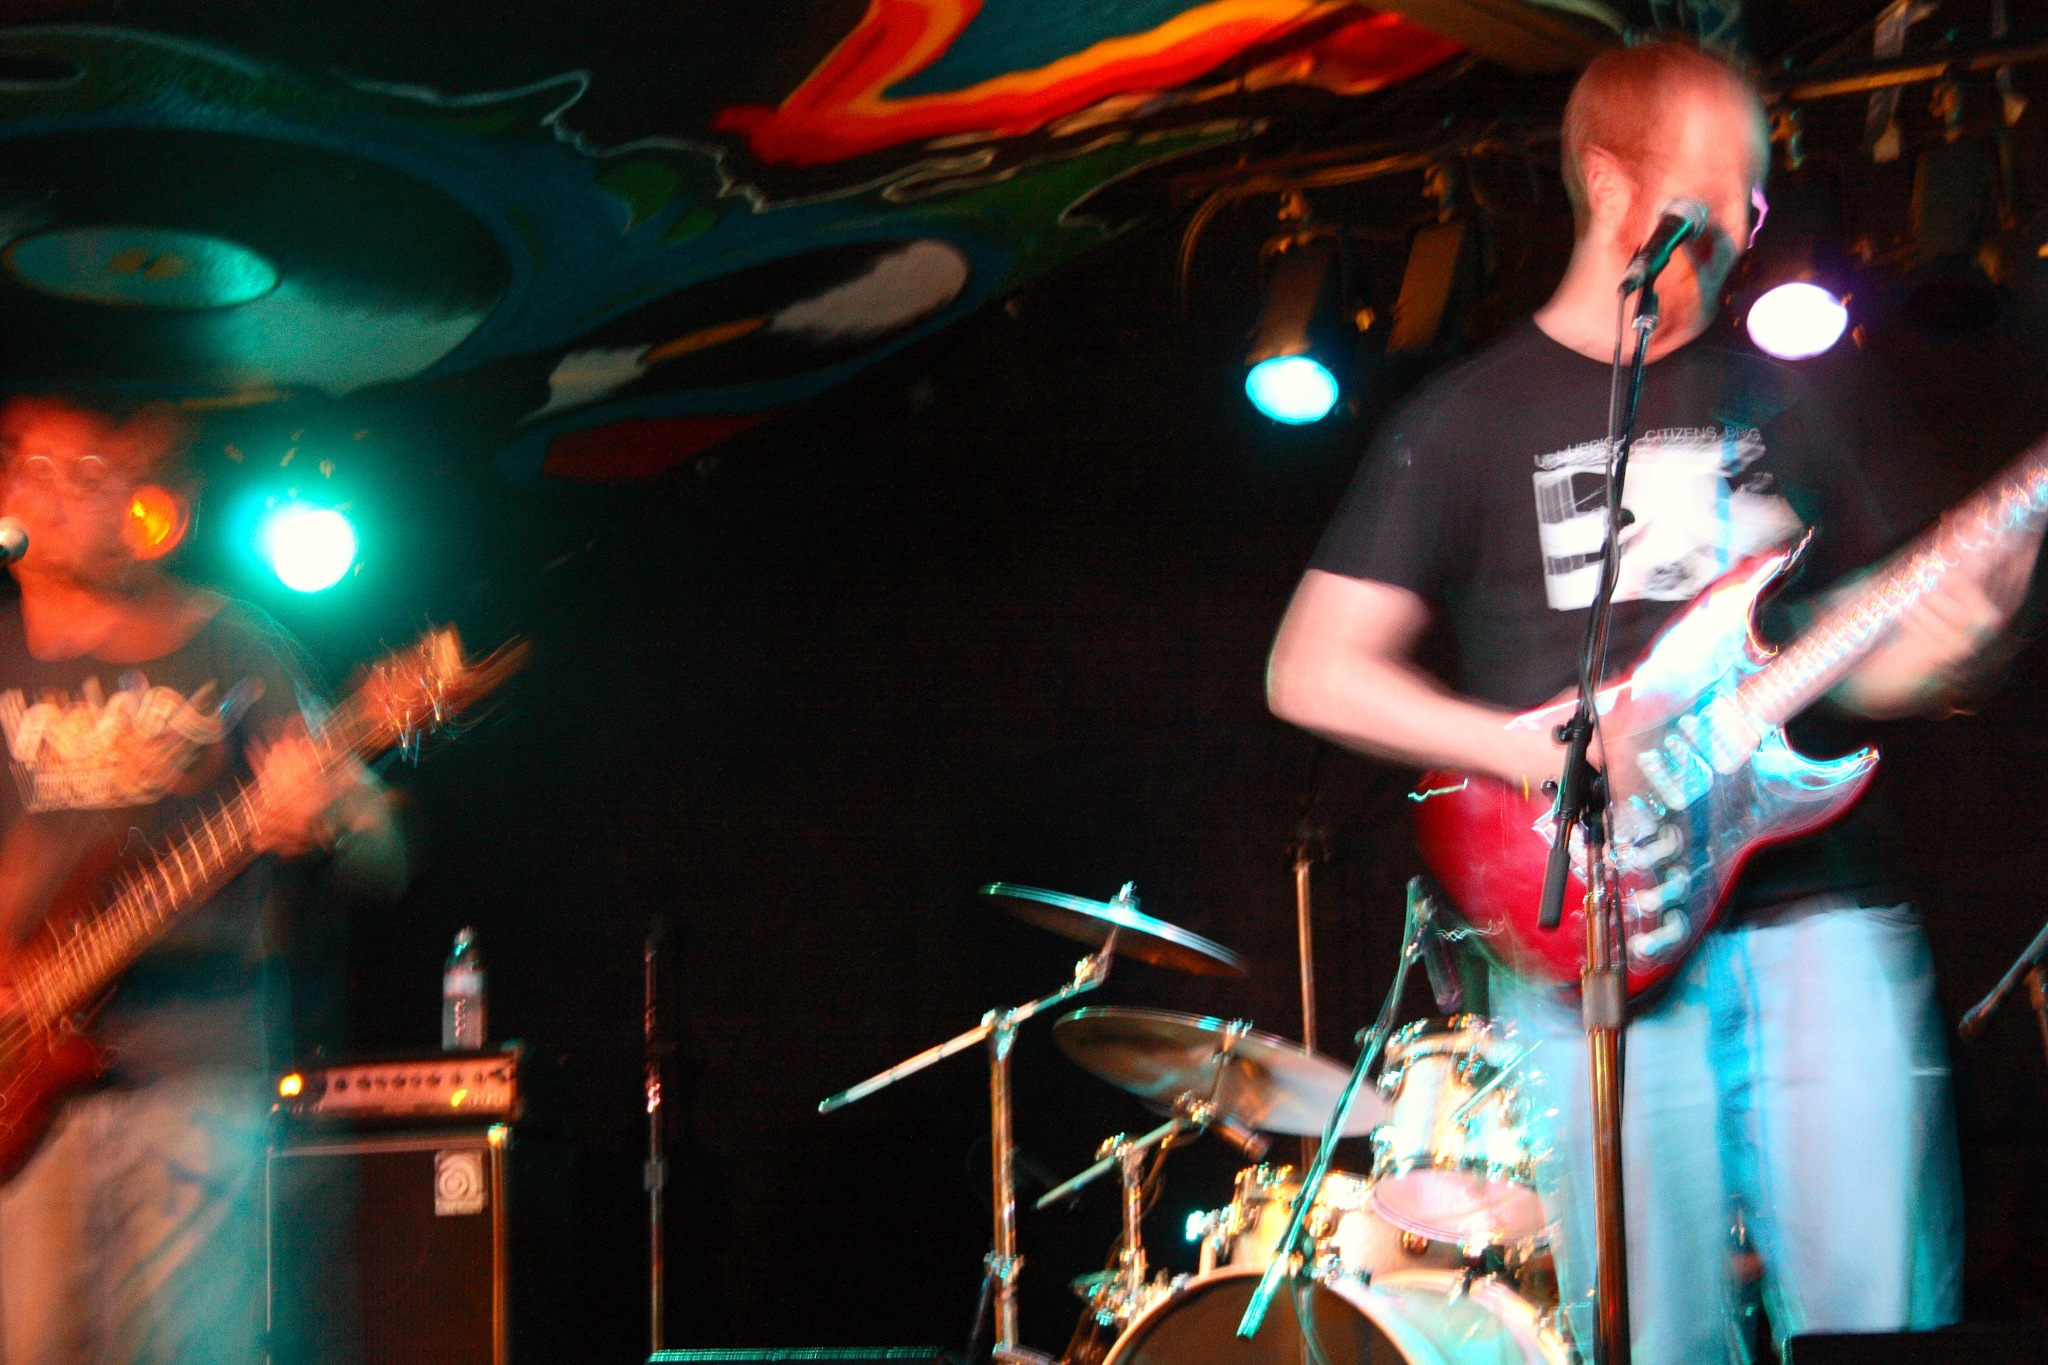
[
  {"x1": 264, "y1": 1123, "x2": 570, "y2": 1365},
  {"x1": 274, "y1": 1045, "x2": 548, "y2": 1126}
]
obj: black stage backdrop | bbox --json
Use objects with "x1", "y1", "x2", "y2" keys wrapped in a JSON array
[{"x1": 276, "y1": 218, "x2": 2048, "y2": 1364}]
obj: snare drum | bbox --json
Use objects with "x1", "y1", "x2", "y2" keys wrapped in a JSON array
[
  {"x1": 1369, "y1": 1016, "x2": 1549, "y2": 1247},
  {"x1": 1203, "y1": 1164, "x2": 1462, "y2": 1278}
]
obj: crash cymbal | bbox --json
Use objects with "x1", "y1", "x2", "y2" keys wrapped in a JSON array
[
  {"x1": 1053, "y1": 1006, "x2": 1387, "y2": 1136},
  {"x1": 981, "y1": 883, "x2": 1249, "y2": 978}
]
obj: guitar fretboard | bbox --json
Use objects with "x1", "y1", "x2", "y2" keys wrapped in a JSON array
[
  {"x1": 15, "y1": 688, "x2": 390, "y2": 1033},
  {"x1": 1736, "y1": 440, "x2": 2048, "y2": 727}
]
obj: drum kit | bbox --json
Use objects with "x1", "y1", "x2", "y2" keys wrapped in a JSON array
[{"x1": 819, "y1": 881, "x2": 1575, "y2": 1365}]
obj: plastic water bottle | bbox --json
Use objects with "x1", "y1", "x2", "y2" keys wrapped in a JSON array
[{"x1": 442, "y1": 927, "x2": 486, "y2": 1051}]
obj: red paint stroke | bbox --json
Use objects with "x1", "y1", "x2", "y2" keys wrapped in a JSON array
[
  {"x1": 541, "y1": 413, "x2": 767, "y2": 482},
  {"x1": 716, "y1": 1, "x2": 1459, "y2": 166}
]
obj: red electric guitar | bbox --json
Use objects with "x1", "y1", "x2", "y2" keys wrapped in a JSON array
[
  {"x1": 1412, "y1": 439, "x2": 2048, "y2": 1000},
  {"x1": 0, "y1": 627, "x2": 526, "y2": 1183}
]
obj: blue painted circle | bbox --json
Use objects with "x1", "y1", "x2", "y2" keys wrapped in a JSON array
[{"x1": 5, "y1": 226, "x2": 279, "y2": 308}]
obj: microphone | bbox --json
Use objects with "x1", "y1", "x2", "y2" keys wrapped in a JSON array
[
  {"x1": 1408, "y1": 876, "x2": 1464, "y2": 1016},
  {"x1": 1621, "y1": 198, "x2": 1711, "y2": 294},
  {"x1": 0, "y1": 518, "x2": 27, "y2": 565}
]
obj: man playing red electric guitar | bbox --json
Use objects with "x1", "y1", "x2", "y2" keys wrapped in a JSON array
[
  {"x1": 0, "y1": 397, "x2": 406, "y2": 1365},
  {"x1": 1267, "y1": 40, "x2": 2040, "y2": 1364}
]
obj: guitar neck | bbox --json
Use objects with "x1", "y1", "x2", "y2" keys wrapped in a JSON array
[
  {"x1": 1736, "y1": 439, "x2": 2048, "y2": 727},
  {"x1": 18, "y1": 692, "x2": 383, "y2": 1032}
]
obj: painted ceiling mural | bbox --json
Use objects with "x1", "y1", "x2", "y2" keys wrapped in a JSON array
[{"x1": 0, "y1": 5, "x2": 1473, "y2": 481}]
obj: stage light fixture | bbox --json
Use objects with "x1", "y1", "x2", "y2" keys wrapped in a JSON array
[
  {"x1": 1245, "y1": 355, "x2": 1340, "y2": 424},
  {"x1": 1905, "y1": 134, "x2": 2006, "y2": 333},
  {"x1": 1736, "y1": 165, "x2": 1852, "y2": 361},
  {"x1": 1747, "y1": 282, "x2": 1849, "y2": 359},
  {"x1": 1244, "y1": 195, "x2": 1351, "y2": 425},
  {"x1": 260, "y1": 503, "x2": 357, "y2": 592}
]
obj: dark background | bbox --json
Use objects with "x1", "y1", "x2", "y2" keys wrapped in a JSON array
[{"x1": 214, "y1": 198, "x2": 2048, "y2": 1364}]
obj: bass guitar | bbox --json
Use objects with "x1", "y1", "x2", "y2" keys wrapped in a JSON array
[
  {"x1": 0, "y1": 627, "x2": 525, "y2": 1182},
  {"x1": 1412, "y1": 440, "x2": 2048, "y2": 999}
]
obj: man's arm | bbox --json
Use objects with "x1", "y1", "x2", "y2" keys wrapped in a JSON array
[
  {"x1": 1832, "y1": 530, "x2": 2043, "y2": 719},
  {"x1": 1267, "y1": 569, "x2": 1568, "y2": 786}
]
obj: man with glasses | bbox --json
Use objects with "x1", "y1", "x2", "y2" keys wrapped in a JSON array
[
  {"x1": 0, "y1": 396, "x2": 405, "y2": 1365},
  {"x1": 1266, "y1": 39, "x2": 2036, "y2": 1363}
]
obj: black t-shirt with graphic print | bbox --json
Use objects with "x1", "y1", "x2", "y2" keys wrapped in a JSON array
[
  {"x1": 0, "y1": 596, "x2": 315, "y2": 1082},
  {"x1": 1312, "y1": 319, "x2": 1915, "y2": 917}
]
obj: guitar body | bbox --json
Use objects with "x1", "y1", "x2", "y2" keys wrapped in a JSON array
[
  {"x1": 0, "y1": 1023, "x2": 102, "y2": 1183},
  {"x1": 1412, "y1": 544, "x2": 1879, "y2": 999}
]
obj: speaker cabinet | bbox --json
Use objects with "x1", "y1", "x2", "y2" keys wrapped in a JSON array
[{"x1": 266, "y1": 1126, "x2": 568, "y2": 1365}]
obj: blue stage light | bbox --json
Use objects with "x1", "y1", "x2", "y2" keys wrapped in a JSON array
[
  {"x1": 1245, "y1": 355, "x2": 1340, "y2": 424},
  {"x1": 1745, "y1": 281, "x2": 1848, "y2": 360},
  {"x1": 260, "y1": 504, "x2": 358, "y2": 592}
]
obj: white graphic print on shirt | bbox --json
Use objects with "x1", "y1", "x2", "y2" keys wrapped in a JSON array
[
  {"x1": 0, "y1": 675, "x2": 260, "y2": 813},
  {"x1": 1532, "y1": 425, "x2": 1804, "y2": 611}
]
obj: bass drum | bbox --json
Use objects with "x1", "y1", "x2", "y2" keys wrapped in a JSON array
[{"x1": 1101, "y1": 1267, "x2": 1565, "y2": 1365}]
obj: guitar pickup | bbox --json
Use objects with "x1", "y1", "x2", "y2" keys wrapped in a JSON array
[
  {"x1": 1630, "y1": 865, "x2": 1691, "y2": 914},
  {"x1": 1679, "y1": 696, "x2": 1762, "y2": 775},
  {"x1": 1627, "y1": 909, "x2": 1689, "y2": 964},
  {"x1": 1610, "y1": 794, "x2": 1664, "y2": 847},
  {"x1": 1615, "y1": 822, "x2": 1683, "y2": 873},
  {"x1": 1637, "y1": 737, "x2": 1713, "y2": 810}
]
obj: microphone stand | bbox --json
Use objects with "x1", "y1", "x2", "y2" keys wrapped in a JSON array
[
  {"x1": 1960, "y1": 914, "x2": 2048, "y2": 1067},
  {"x1": 1536, "y1": 273, "x2": 1662, "y2": 1365},
  {"x1": 1235, "y1": 886, "x2": 1424, "y2": 1342},
  {"x1": 644, "y1": 920, "x2": 667, "y2": 1355},
  {"x1": 819, "y1": 932, "x2": 1119, "y2": 1365}
]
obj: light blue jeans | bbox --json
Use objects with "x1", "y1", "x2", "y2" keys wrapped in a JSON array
[
  {"x1": 0, "y1": 1070, "x2": 269, "y2": 1365},
  {"x1": 1495, "y1": 899, "x2": 1962, "y2": 1364}
]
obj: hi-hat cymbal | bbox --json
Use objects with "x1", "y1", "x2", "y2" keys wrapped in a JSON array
[
  {"x1": 981, "y1": 883, "x2": 1249, "y2": 978},
  {"x1": 1053, "y1": 1006, "x2": 1387, "y2": 1136}
]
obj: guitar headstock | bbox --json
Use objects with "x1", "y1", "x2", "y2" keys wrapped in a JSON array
[{"x1": 354, "y1": 628, "x2": 531, "y2": 759}]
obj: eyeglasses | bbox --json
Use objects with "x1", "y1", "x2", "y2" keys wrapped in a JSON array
[{"x1": 12, "y1": 452, "x2": 113, "y2": 492}]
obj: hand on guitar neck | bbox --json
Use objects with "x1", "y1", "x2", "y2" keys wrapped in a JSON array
[
  {"x1": 1834, "y1": 526, "x2": 2043, "y2": 719},
  {"x1": 247, "y1": 730, "x2": 375, "y2": 858}
]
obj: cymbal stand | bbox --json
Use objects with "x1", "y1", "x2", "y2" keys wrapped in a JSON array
[
  {"x1": 1034, "y1": 1084, "x2": 1249, "y2": 1324},
  {"x1": 1237, "y1": 895, "x2": 1423, "y2": 1341},
  {"x1": 1291, "y1": 816, "x2": 1328, "y2": 1169},
  {"x1": 819, "y1": 931, "x2": 1120, "y2": 1365},
  {"x1": 1960, "y1": 912, "x2": 2048, "y2": 1068}
]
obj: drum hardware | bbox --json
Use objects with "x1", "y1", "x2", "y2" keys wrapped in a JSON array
[
  {"x1": 818, "y1": 883, "x2": 1248, "y2": 1365},
  {"x1": 1039, "y1": 1084, "x2": 1267, "y2": 1330},
  {"x1": 1288, "y1": 752, "x2": 1331, "y2": 1168},
  {"x1": 1051, "y1": 1009, "x2": 1388, "y2": 1136},
  {"x1": 1235, "y1": 876, "x2": 1431, "y2": 1341}
]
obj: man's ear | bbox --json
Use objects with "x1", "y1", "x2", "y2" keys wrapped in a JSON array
[
  {"x1": 1578, "y1": 146, "x2": 1635, "y2": 241},
  {"x1": 123, "y1": 484, "x2": 190, "y2": 560}
]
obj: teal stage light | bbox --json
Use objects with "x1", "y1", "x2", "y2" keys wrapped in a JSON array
[
  {"x1": 1243, "y1": 199, "x2": 1351, "y2": 426},
  {"x1": 1245, "y1": 355, "x2": 1340, "y2": 424},
  {"x1": 260, "y1": 504, "x2": 357, "y2": 592}
]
